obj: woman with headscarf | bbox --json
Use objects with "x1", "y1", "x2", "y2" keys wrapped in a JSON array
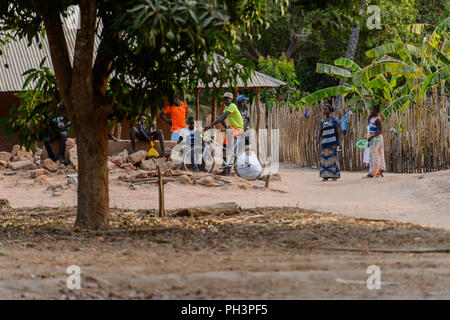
[
  {"x1": 318, "y1": 104, "x2": 341, "y2": 181},
  {"x1": 365, "y1": 104, "x2": 386, "y2": 178}
]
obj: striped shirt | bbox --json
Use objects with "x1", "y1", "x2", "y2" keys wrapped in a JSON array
[
  {"x1": 368, "y1": 116, "x2": 381, "y2": 134},
  {"x1": 320, "y1": 117, "x2": 339, "y2": 148}
]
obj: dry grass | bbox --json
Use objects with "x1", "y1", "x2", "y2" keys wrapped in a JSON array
[{"x1": 1, "y1": 206, "x2": 448, "y2": 251}]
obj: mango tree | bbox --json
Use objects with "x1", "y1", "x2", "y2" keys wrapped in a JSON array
[{"x1": 0, "y1": 0, "x2": 288, "y2": 229}]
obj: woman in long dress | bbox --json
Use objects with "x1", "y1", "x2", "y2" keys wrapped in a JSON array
[
  {"x1": 319, "y1": 104, "x2": 341, "y2": 181},
  {"x1": 365, "y1": 104, "x2": 386, "y2": 178}
]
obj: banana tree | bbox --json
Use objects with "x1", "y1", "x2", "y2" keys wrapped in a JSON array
[
  {"x1": 300, "y1": 57, "x2": 418, "y2": 112},
  {"x1": 300, "y1": 17, "x2": 449, "y2": 114},
  {"x1": 365, "y1": 17, "x2": 450, "y2": 110}
]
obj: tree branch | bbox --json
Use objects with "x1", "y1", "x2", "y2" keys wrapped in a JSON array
[
  {"x1": 35, "y1": 2, "x2": 73, "y2": 112},
  {"x1": 285, "y1": 22, "x2": 305, "y2": 61},
  {"x1": 243, "y1": 36, "x2": 263, "y2": 60}
]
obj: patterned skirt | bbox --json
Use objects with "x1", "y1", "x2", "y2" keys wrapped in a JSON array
[
  {"x1": 320, "y1": 145, "x2": 341, "y2": 179},
  {"x1": 369, "y1": 134, "x2": 386, "y2": 176}
]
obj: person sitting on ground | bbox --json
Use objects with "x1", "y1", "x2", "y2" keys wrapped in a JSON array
[
  {"x1": 178, "y1": 116, "x2": 206, "y2": 172},
  {"x1": 130, "y1": 114, "x2": 170, "y2": 157},
  {"x1": 159, "y1": 94, "x2": 188, "y2": 141},
  {"x1": 205, "y1": 92, "x2": 244, "y2": 175},
  {"x1": 43, "y1": 114, "x2": 71, "y2": 163}
]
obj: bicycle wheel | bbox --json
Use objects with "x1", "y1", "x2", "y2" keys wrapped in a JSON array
[
  {"x1": 234, "y1": 146, "x2": 261, "y2": 180},
  {"x1": 182, "y1": 147, "x2": 215, "y2": 173}
]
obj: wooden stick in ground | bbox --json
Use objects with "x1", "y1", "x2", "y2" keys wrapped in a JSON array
[
  {"x1": 157, "y1": 165, "x2": 165, "y2": 217},
  {"x1": 265, "y1": 174, "x2": 270, "y2": 188}
]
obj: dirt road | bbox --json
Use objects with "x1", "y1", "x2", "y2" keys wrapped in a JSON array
[
  {"x1": 0, "y1": 207, "x2": 449, "y2": 299},
  {"x1": 1, "y1": 164, "x2": 449, "y2": 229}
]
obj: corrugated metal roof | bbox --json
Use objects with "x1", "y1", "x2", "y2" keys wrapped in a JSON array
[
  {"x1": 198, "y1": 69, "x2": 286, "y2": 89},
  {"x1": 196, "y1": 54, "x2": 286, "y2": 89},
  {"x1": 0, "y1": 26, "x2": 77, "y2": 91},
  {"x1": 0, "y1": 8, "x2": 88, "y2": 92}
]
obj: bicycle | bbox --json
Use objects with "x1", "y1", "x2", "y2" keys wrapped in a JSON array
[{"x1": 182, "y1": 129, "x2": 262, "y2": 180}]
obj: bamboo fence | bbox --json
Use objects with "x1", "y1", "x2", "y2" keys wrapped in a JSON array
[{"x1": 249, "y1": 97, "x2": 450, "y2": 173}]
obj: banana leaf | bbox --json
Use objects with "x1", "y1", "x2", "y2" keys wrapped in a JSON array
[
  {"x1": 429, "y1": 17, "x2": 449, "y2": 48},
  {"x1": 419, "y1": 65, "x2": 450, "y2": 98},
  {"x1": 352, "y1": 60, "x2": 418, "y2": 84},
  {"x1": 383, "y1": 95, "x2": 411, "y2": 114},
  {"x1": 334, "y1": 58, "x2": 361, "y2": 73},
  {"x1": 316, "y1": 63, "x2": 352, "y2": 78},
  {"x1": 300, "y1": 86, "x2": 355, "y2": 105},
  {"x1": 366, "y1": 43, "x2": 421, "y2": 59}
]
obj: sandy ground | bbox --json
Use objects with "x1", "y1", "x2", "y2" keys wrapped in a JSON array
[
  {"x1": 0, "y1": 207, "x2": 449, "y2": 300},
  {"x1": 1, "y1": 163, "x2": 449, "y2": 229},
  {"x1": 1, "y1": 165, "x2": 449, "y2": 300}
]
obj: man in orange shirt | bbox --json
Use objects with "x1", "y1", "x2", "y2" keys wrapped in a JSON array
[{"x1": 159, "y1": 94, "x2": 188, "y2": 141}]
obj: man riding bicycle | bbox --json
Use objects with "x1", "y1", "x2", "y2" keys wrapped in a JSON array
[{"x1": 205, "y1": 92, "x2": 244, "y2": 175}]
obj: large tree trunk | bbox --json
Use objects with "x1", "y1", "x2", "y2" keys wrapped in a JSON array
[
  {"x1": 74, "y1": 114, "x2": 110, "y2": 229},
  {"x1": 39, "y1": 0, "x2": 113, "y2": 229}
]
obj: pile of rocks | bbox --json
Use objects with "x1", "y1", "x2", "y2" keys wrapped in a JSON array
[
  {"x1": 0, "y1": 140, "x2": 180, "y2": 186},
  {"x1": 1, "y1": 141, "x2": 281, "y2": 191},
  {"x1": 109, "y1": 149, "x2": 178, "y2": 173}
]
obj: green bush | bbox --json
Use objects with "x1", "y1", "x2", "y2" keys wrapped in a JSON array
[{"x1": 257, "y1": 54, "x2": 301, "y2": 108}]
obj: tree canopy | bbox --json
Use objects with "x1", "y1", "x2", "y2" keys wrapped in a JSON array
[{"x1": 0, "y1": 0, "x2": 288, "y2": 229}]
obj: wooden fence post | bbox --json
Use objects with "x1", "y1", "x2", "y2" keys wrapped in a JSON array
[{"x1": 158, "y1": 166, "x2": 165, "y2": 217}]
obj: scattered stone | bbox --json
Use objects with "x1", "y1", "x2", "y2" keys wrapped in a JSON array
[
  {"x1": 116, "y1": 149, "x2": 129, "y2": 163},
  {"x1": 238, "y1": 183, "x2": 251, "y2": 190},
  {"x1": 118, "y1": 174, "x2": 132, "y2": 181},
  {"x1": 42, "y1": 158, "x2": 59, "y2": 173},
  {"x1": 52, "y1": 191, "x2": 64, "y2": 197},
  {"x1": 34, "y1": 175, "x2": 48, "y2": 186},
  {"x1": 9, "y1": 160, "x2": 36, "y2": 171},
  {"x1": 179, "y1": 175, "x2": 192, "y2": 185},
  {"x1": 130, "y1": 185, "x2": 140, "y2": 190},
  {"x1": 30, "y1": 168, "x2": 47, "y2": 178},
  {"x1": 271, "y1": 174, "x2": 281, "y2": 182},
  {"x1": 120, "y1": 163, "x2": 135, "y2": 171},
  {"x1": 134, "y1": 171, "x2": 148, "y2": 179},
  {"x1": 66, "y1": 138, "x2": 76, "y2": 151},
  {"x1": 153, "y1": 157, "x2": 168, "y2": 166},
  {"x1": 0, "y1": 152, "x2": 11, "y2": 162},
  {"x1": 11, "y1": 145, "x2": 33, "y2": 160},
  {"x1": 10, "y1": 145, "x2": 21, "y2": 158},
  {"x1": 198, "y1": 176, "x2": 219, "y2": 187},
  {"x1": 107, "y1": 161, "x2": 116, "y2": 170},
  {"x1": 127, "y1": 150, "x2": 147, "y2": 165},
  {"x1": 69, "y1": 147, "x2": 78, "y2": 171},
  {"x1": 47, "y1": 183, "x2": 66, "y2": 192},
  {"x1": 139, "y1": 159, "x2": 157, "y2": 171},
  {"x1": 34, "y1": 148, "x2": 43, "y2": 157},
  {"x1": 111, "y1": 156, "x2": 124, "y2": 167},
  {"x1": 0, "y1": 160, "x2": 8, "y2": 169},
  {"x1": 40, "y1": 148, "x2": 49, "y2": 160}
]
